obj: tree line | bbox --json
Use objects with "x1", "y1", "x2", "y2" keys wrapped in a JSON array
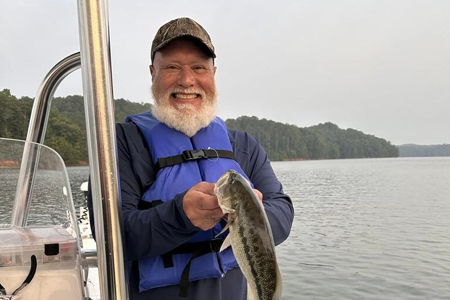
[
  {"x1": 398, "y1": 144, "x2": 450, "y2": 157},
  {"x1": 226, "y1": 117, "x2": 398, "y2": 161},
  {"x1": 0, "y1": 89, "x2": 151, "y2": 164},
  {"x1": 1, "y1": 89, "x2": 398, "y2": 164}
]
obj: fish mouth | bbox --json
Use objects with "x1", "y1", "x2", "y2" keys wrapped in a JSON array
[
  {"x1": 227, "y1": 170, "x2": 238, "y2": 184},
  {"x1": 215, "y1": 170, "x2": 238, "y2": 201},
  {"x1": 216, "y1": 170, "x2": 238, "y2": 187}
]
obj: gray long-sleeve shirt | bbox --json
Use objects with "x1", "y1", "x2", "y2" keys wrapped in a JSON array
[{"x1": 90, "y1": 121, "x2": 294, "y2": 300}]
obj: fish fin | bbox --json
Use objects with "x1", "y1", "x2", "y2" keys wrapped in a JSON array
[
  {"x1": 219, "y1": 233, "x2": 232, "y2": 252},
  {"x1": 272, "y1": 264, "x2": 283, "y2": 300},
  {"x1": 247, "y1": 282, "x2": 257, "y2": 300},
  {"x1": 214, "y1": 222, "x2": 230, "y2": 238}
]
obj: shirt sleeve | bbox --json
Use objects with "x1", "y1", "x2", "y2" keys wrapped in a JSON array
[
  {"x1": 230, "y1": 130, "x2": 294, "y2": 246},
  {"x1": 116, "y1": 123, "x2": 201, "y2": 261}
]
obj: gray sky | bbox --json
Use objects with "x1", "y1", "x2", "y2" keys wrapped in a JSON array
[{"x1": 1, "y1": 0, "x2": 449, "y2": 145}]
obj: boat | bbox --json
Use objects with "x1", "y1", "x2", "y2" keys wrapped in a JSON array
[{"x1": 0, "y1": 0, "x2": 127, "y2": 299}]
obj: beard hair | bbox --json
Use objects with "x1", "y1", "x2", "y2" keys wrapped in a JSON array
[{"x1": 151, "y1": 83, "x2": 217, "y2": 137}]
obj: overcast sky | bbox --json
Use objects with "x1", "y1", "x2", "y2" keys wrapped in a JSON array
[{"x1": 1, "y1": 0, "x2": 449, "y2": 145}]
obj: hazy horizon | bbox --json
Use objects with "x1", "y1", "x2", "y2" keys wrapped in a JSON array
[{"x1": 1, "y1": 0, "x2": 449, "y2": 145}]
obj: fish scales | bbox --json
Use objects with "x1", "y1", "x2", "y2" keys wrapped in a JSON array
[
  {"x1": 215, "y1": 170, "x2": 282, "y2": 300},
  {"x1": 234, "y1": 191, "x2": 277, "y2": 299}
]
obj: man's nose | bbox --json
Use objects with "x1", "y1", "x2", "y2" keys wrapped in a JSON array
[{"x1": 178, "y1": 68, "x2": 195, "y2": 87}]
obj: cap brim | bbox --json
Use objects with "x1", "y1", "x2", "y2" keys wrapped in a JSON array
[{"x1": 152, "y1": 33, "x2": 216, "y2": 60}]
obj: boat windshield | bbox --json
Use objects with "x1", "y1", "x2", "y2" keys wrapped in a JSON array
[{"x1": 0, "y1": 137, "x2": 77, "y2": 237}]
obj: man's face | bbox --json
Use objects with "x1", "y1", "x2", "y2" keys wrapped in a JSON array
[
  {"x1": 149, "y1": 38, "x2": 218, "y2": 137},
  {"x1": 150, "y1": 38, "x2": 217, "y2": 111}
]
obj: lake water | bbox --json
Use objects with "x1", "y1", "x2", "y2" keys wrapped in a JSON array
[
  {"x1": 272, "y1": 157, "x2": 450, "y2": 300},
  {"x1": 2, "y1": 157, "x2": 449, "y2": 299}
]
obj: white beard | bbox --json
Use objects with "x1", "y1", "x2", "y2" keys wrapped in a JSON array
[{"x1": 151, "y1": 86, "x2": 217, "y2": 137}]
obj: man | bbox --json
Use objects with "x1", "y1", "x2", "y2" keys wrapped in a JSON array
[{"x1": 116, "y1": 17, "x2": 294, "y2": 299}]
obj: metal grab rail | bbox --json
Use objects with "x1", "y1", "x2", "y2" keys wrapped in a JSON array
[
  {"x1": 77, "y1": 0, "x2": 128, "y2": 299},
  {"x1": 11, "y1": 52, "x2": 81, "y2": 226},
  {"x1": 11, "y1": 0, "x2": 128, "y2": 299}
]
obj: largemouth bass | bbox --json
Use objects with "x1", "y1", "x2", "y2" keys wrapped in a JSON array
[{"x1": 214, "y1": 170, "x2": 282, "y2": 300}]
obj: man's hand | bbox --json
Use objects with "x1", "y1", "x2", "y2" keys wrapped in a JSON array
[
  {"x1": 253, "y1": 189, "x2": 263, "y2": 202},
  {"x1": 183, "y1": 182, "x2": 224, "y2": 230}
]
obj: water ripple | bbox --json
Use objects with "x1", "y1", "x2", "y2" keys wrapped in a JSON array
[
  {"x1": 2, "y1": 159, "x2": 449, "y2": 299},
  {"x1": 274, "y1": 158, "x2": 450, "y2": 299}
]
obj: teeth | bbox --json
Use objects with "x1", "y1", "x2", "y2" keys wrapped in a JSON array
[{"x1": 174, "y1": 93, "x2": 198, "y2": 99}]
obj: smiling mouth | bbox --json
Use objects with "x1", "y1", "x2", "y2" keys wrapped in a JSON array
[{"x1": 172, "y1": 93, "x2": 200, "y2": 100}]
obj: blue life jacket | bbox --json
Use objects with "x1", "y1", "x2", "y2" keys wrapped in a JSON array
[{"x1": 126, "y1": 111, "x2": 249, "y2": 292}]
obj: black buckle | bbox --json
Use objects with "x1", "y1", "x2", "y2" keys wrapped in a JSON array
[{"x1": 182, "y1": 149, "x2": 207, "y2": 161}]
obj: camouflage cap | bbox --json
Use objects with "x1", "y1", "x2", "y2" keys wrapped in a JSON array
[{"x1": 151, "y1": 17, "x2": 216, "y2": 62}]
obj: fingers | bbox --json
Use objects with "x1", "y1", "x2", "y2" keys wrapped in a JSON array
[
  {"x1": 200, "y1": 207, "x2": 224, "y2": 219},
  {"x1": 183, "y1": 182, "x2": 224, "y2": 230},
  {"x1": 192, "y1": 193, "x2": 220, "y2": 210},
  {"x1": 191, "y1": 181, "x2": 215, "y2": 196},
  {"x1": 253, "y1": 188, "x2": 263, "y2": 202}
]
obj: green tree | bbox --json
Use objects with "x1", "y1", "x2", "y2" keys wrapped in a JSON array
[{"x1": 1, "y1": 89, "x2": 399, "y2": 163}]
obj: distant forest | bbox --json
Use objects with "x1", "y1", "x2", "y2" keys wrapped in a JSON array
[
  {"x1": 0, "y1": 89, "x2": 151, "y2": 164},
  {"x1": 397, "y1": 144, "x2": 450, "y2": 157},
  {"x1": 226, "y1": 117, "x2": 398, "y2": 161},
  {"x1": 1, "y1": 89, "x2": 399, "y2": 164}
]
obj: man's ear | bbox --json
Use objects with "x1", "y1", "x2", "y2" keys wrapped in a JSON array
[
  {"x1": 213, "y1": 66, "x2": 217, "y2": 75},
  {"x1": 150, "y1": 65, "x2": 156, "y2": 82}
]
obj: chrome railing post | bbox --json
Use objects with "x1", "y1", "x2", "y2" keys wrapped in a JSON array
[
  {"x1": 77, "y1": 0, "x2": 128, "y2": 300},
  {"x1": 11, "y1": 53, "x2": 81, "y2": 226}
]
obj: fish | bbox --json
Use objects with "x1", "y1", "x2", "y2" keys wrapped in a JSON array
[{"x1": 214, "y1": 170, "x2": 282, "y2": 300}]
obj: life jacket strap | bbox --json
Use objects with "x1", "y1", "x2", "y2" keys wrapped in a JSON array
[
  {"x1": 155, "y1": 149, "x2": 236, "y2": 171},
  {"x1": 138, "y1": 199, "x2": 163, "y2": 210},
  {"x1": 159, "y1": 239, "x2": 224, "y2": 298},
  {"x1": 138, "y1": 199, "x2": 226, "y2": 296}
]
